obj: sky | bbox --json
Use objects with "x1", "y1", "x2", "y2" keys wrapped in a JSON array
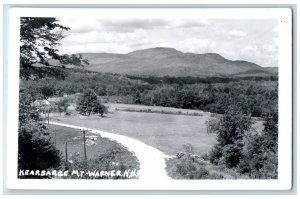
[{"x1": 58, "y1": 18, "x2": 278, "y2": 67}]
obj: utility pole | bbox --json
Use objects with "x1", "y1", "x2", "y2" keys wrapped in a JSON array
[
  {"x1": 82, "y1": 129, "x2": 91, "y2": 161},
  {"x1": 47, "y1": 108, "x2": 50, "y2": 125},
  {"x1": 83, "y1": 129, "x2": 87, "y2": 161},
  {"x1": 54, "y1": 128, "x2": 57, "y2": 146},
  {"x1": 65, "y1": 141, "x2": 68, "y2": 163}
]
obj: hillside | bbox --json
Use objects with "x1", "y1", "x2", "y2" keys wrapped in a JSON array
[{"x1": 78, "y1": 47, "x2": 275, "y2": 77}]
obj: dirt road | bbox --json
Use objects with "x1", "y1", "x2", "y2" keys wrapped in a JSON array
[{"x1": 49, "y1": 121, "x2": 172, "y2": 181}]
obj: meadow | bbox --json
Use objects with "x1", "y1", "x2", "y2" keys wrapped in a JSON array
[{"x1": 52, "y1": 104, "x2": 264, "y2": 157}]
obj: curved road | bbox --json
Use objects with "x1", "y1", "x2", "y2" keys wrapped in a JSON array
[{"x1": 49, "y1": 121, "x2": 172, "y2": 181}]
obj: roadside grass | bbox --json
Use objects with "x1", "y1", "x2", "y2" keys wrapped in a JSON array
[
  {"x1": 48, "y1": 125, "x2": 140, "y2": 179},
  {"x1": 165, "y1": 156, "x2": 245, "y2": 179},
  {"x1": 165, "y1": 144, "x2": 246, "y2": 179}
]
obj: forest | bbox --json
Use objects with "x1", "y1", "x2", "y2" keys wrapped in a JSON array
[{"x1": 20, "y1": 68, "x2": 278, "y2": 118}]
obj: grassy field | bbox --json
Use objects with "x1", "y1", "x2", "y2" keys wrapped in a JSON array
[
  {"x1": 48, "y1": 125, "x2": 139, "y2": 172},
  {"x1": 106, "y1": 103, "x2": 211, "y2": 116},
  {"x1": 51, "y1": 103, "x2": 263, "y2": 157},
  {"x1": 52, "y1": 111, "x2": 215, "y2": 156}
]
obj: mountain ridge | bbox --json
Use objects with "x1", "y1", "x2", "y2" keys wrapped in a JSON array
[{"x1": 76, "y1": 47, "x2": 277, "y2": 77}]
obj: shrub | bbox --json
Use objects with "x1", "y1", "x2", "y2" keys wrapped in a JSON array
[
  {"x1": 55, "y1": 98, "x2": 70, "y2": 114},
  {"x1": 166, "y1": 144, "x2": 224, "y2": 179},
  {"x1": 94, "y1": 101, "x2": 108, "y2": 117}
]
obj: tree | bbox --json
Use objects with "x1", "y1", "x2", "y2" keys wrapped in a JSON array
[
  {"x1": 76, "y1": 89, "x2": 107, "y2": 116},
  {"x1": 19, "y1": 89, "x2": 41, "y2": 124},
  {"x1": 18, "y1": 17, "x2": 84, "y2": 177},
  {"x1": 207, "y1": 106, "x2": 253, "y2": 168},
  {"x1": 238, "y1": 108, "x2": 278, "y2": 179},
  {"x1": 94, "y1": 102, "x2": 108, "y2": 117},
  {"x1": 18, "y1": 122, "x2": 62, "y2": 178},
  {"x1": 20, "y1": 17, "x2": 88, "y2": 79},
  {"x1": 18, "y1": 91, "x2": 62, "y2": 177}
]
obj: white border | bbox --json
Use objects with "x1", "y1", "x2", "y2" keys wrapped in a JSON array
[{"x1": 6, "y1": 8, "x2": 292, "y2": 190}]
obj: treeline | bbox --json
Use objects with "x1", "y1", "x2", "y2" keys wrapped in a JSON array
[
  {"x1": 133, "y1": 82, "x2": 277, "y2": 117},
  {"x1": 21, "y1": 68, "x2": 278, "y2": 117},
  {"x1": 125, "y1": 75, "x2": 278, "y2": 85}
]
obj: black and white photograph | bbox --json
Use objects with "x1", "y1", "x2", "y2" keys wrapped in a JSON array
[{"x1": 5, "y1": 7, "x2": 293, "y2": 190}]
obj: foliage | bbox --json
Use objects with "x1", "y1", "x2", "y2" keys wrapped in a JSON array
[
  {"x1": 19, "y1": 90, "x2": 42, "y2": 123},
  {"x1": 18, "y1": 91, "x2": 62, "y2": 178},
  {"x1": 21, "y1": 68, "x2": 277, "y2": 117},
  {"x1": 207, "y1": 106, "x2": 253, "y2": 168},
  {"x1": 166, "y1": 144, "x2": 224, "y2": 179},
  {"x1": 18, "y1": 122, "x2": 62, "y2": 178},
  {"x1": 20, "y1": 17, "x2": 88, "y2": 79},
  {"x1": 76, "y1": 88, "x2": 107, "y2": 116},
  {"x1": 207, "y1": 104, "x2": 278, "y2": 179},
  {"x1": 238, "y1": 108, "x2": 278, "y2": 179},
  {"x1": 55, "y1": 98, "x2": 70, "y2": 114},
  {"x1": 94, "y1": 101, "x2": 108, "y2": 116}
]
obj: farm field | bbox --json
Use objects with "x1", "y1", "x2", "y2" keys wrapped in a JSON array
[{"x1": 47, "y1": 124, "x2": 139, "y2": 170}]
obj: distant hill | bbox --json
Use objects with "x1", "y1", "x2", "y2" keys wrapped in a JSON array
[
  {"x1": 76, "y1": 47, "x2": 276, "y2": 77},
  {"x1": 264, "y1": 67, "x2": 278, "y2": 75}
]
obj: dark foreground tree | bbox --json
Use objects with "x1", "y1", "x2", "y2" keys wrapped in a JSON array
[
  {"x1": 18, "y1": 91, "x2": 62, "y2": 178},
  {"x1": 76, "y1": 88, "x2": 107, "y2": 116},
  {"x1": 18, "y1": 17, "x2": 84, "y2": 177},
  {"x1": 20, "y1": 17, "x2": 88, "y2": 79}
]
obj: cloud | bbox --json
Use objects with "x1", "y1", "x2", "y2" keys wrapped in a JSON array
[
  {"x1": 62, "y1": 31, "x2": 139, "y2": 45},
  {"x1": 60, "y1": 42, "x2": 133, "y2": 54},
  {"x1": 59, "y1": 19, "x2": 101, "y2": 34},
  {"x1": 228, "y1": 30, "x2": 248, "y2": 37},
  {"x1": 262, "y1": 44, "x2": 277, "y2": 53},
  {"x1": 176, "y1": 38, "x2": 216, "y2": 53},
  {"x1": 61, "y1": 18, "x2": 210, "y2": 34},
  {"x1": 59, "y1": 18, "x2": 278, "y2": 67},
  {"x1": 101, "y1": 19, "x2": 170, "y2": 32},
  {"x1": 172, "y1": 19, "x2": 209, "y2": 28}
]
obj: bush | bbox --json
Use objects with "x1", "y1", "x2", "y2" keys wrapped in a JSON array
[
  {"x1": 166, "y1": 144, "x2": 224, "y2": 179},
  {"x1": 94, "y1": 102, "x2": 108, "y2": 117},
  {"x1": 55, "y1": 98, "x2": 70, "y2": 114}
]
